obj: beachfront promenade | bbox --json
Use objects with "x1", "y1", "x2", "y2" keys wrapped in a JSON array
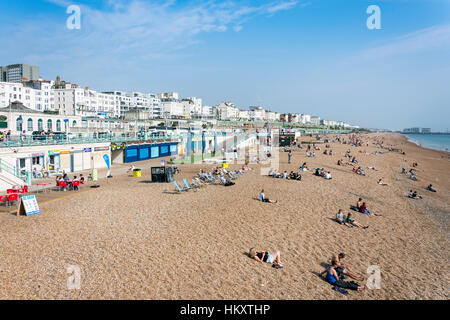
[{"x1": 0, "y1": 127, "x2": 354, "y2": 149}]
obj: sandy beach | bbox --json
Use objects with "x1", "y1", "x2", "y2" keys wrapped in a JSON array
[{"x1": 0, "y1": 132, "x2": 448, "y2": 300}]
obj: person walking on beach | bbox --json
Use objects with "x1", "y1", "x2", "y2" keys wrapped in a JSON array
[
  {"x1": 288, "y1": 150, "x2": 291, "y2": 164},
  {"x1": 259, "y1": 189, "x2": 277, "y2": 203}
]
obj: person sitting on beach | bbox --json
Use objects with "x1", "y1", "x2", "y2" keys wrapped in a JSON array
[
  {"x1": 79, "y1": 174, "x2": 85, "y2": 184},
  {"x1": 127, "y1": 165, "x2": 135, "y2": 173},
  {"x1": 72, "y1": 176, "x2": 80, "y2": 190},
  {"x1": 337, "y1": 159, "x2": 343, "y2": 166},
  {"x1": 314, "y1": 168, "x2": 321, "y2": 177},
  {"x1": 336, "y1": 210, "x2": 351, "y2": 227},
  {"x1": 300, "y1": 162, "x2": 309, "y2": 171},
  {"x1": 324, "y1": 171, "x2": 332, "y2": 180},
  {"x1": 359, "y1": 202, "x2": 380, "y2": 216},
  {"x1": 282, "y1": 171, "x2": 288, "y2": 179},
  {"x1": 320, "y1": 261, "x2": 366, "y2": 291},
  {"x1": 345, "y1": 213, "x2": 369, "y2": 229},
  {"x1": 355, "y1": 167, "x2": 365, "y2": 176},
  {"x1": 408, "y1": 190, "x2": 422, "y2": 199},
  {"x1": 289, "y1": 171, "x2": 296, "y2": 180},
  {"x1": 259, "y1": 189, "x2": 277, "y2": 203},
  {"x1": 426, "y1": 184, "x2": 436, "y2": 192},
  {"x1": 331, "y1": 253, "x2": 365, "y2": 281},
  {"x1": 249, "y1": 248, "x2": 283, "y2": 268},
  {"x1": 377, "y1": 178, "x2": 388, "y2": 186}
]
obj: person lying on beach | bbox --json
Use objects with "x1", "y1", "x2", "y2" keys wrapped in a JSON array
[
  {"x1": 259, "y1": 190, "x2": 277, "y2": 203},
  {"x1": 331, "y1": 253, "x2": 365, "y2": 281},
  {"x1": 426, "y1": 184, "x2": 436, "y2": 192},
  {"x1": 269, "y1": 169, "x2": 281, "y2": 178},
  {"x1": 345, "y1": 213, "x2": 369, "y2": 229},
  {"x1": 320, "y1": 262, "x2": 366, "y2": 291},
  {"x1": 377, "y1": 179, "x2": 388, "y2": 186},
  {"x1": 249, "y1": 248, "x2": 283, "y2": 268},
  {"x1": 367, "y1": 166, "x2": 378, "y2": 171},
  {"x1": 409, "y1": 173, "x2": 418, "y2": 181},
  {"x1": 126, "y1": 165, "x2": 135, "y2": 173}
]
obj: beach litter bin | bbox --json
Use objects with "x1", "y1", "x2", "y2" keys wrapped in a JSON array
[{"x1": 133, "y1": 168, "x2": 142, "y2": 177}]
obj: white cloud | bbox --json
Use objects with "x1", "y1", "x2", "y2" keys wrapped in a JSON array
[
  {"x1": 267, "y1": 1, "x2": 299, "y2": 14},
  {"x1": 360, "y1": 24, "x2": 450, "y2": 59}
]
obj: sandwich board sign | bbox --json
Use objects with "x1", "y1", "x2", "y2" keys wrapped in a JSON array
[{"x1": 18, "y1": 195, "x2": 40, "y2": 216}]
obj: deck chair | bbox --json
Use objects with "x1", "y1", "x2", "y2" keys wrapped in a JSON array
[
  {"x1": 174, "y1": 181, "x2": 188, "y2": 192},
  {"x1": 206, "y1": 173, "x2": 216, "y2": 182},
  {"x1": 219, "y1": 176, "x2": 228, "y2": 184},
  {"x1": 228, "y1": 172, "x2": 237, "y2": 180},
  {"x1": 183, "y1": 178, "x2": 198, "y2": 192},
  {"x1": 191, "y1": 179, "x2": 203, "y2": 188}
]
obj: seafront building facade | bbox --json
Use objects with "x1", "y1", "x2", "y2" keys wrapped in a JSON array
[{"x1": 0, "y1": 63, "x2": 359, "y2": 191}]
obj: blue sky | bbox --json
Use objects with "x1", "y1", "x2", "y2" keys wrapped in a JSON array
[{"x1": 0, "y1": 0, "x2": 449, "y2": 130}]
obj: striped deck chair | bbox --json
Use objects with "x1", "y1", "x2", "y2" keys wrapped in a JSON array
[{"x1": 174, "y1": 181, "x2": 188, "y2": 192}]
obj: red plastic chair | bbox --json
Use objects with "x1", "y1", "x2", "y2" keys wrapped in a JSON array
[
  {"x1": 72, "y1": 181, "x2": 80, "y2": 190},
  {"x1": 7, "y1": 193, "x2": 18, "y2": 205},
  {"x1": 0, "y1": 195, "x2": 9, "y2": 207},
  {"x1": 59, "y1": 181, "x2": 67, "y2": 191}
]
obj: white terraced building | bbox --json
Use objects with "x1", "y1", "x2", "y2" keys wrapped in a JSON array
[
  {"x1": 54, "y1": 84, "x2": 118, "y2": 118},
  {"x1": 0, "y1": 80, "x2": 55, "y2": 111},
  {"x1": 216, "y1": 102, "x2": 239, "y2": 121}
]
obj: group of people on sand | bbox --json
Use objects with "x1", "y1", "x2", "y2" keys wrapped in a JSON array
[
  {"x1": 314, "y1": 168, "x2": 332, "y2": 179},
  {"x1": 336, "y1": 209, "x2": 369, "y2": 229},
  {"x1": 268, "y1": 169, "x2": 302, "y2": 181},
  {"x1": 321, "y1": 253, "x2": 366, "y2": 292},
  {"x1": 407, "y1": 190, "x2": 422, "y2": 199}
]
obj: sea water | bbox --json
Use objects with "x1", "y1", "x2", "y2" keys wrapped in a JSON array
[{"x1": 403, "y1": 134, "x2": 450, "y2": 153}]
